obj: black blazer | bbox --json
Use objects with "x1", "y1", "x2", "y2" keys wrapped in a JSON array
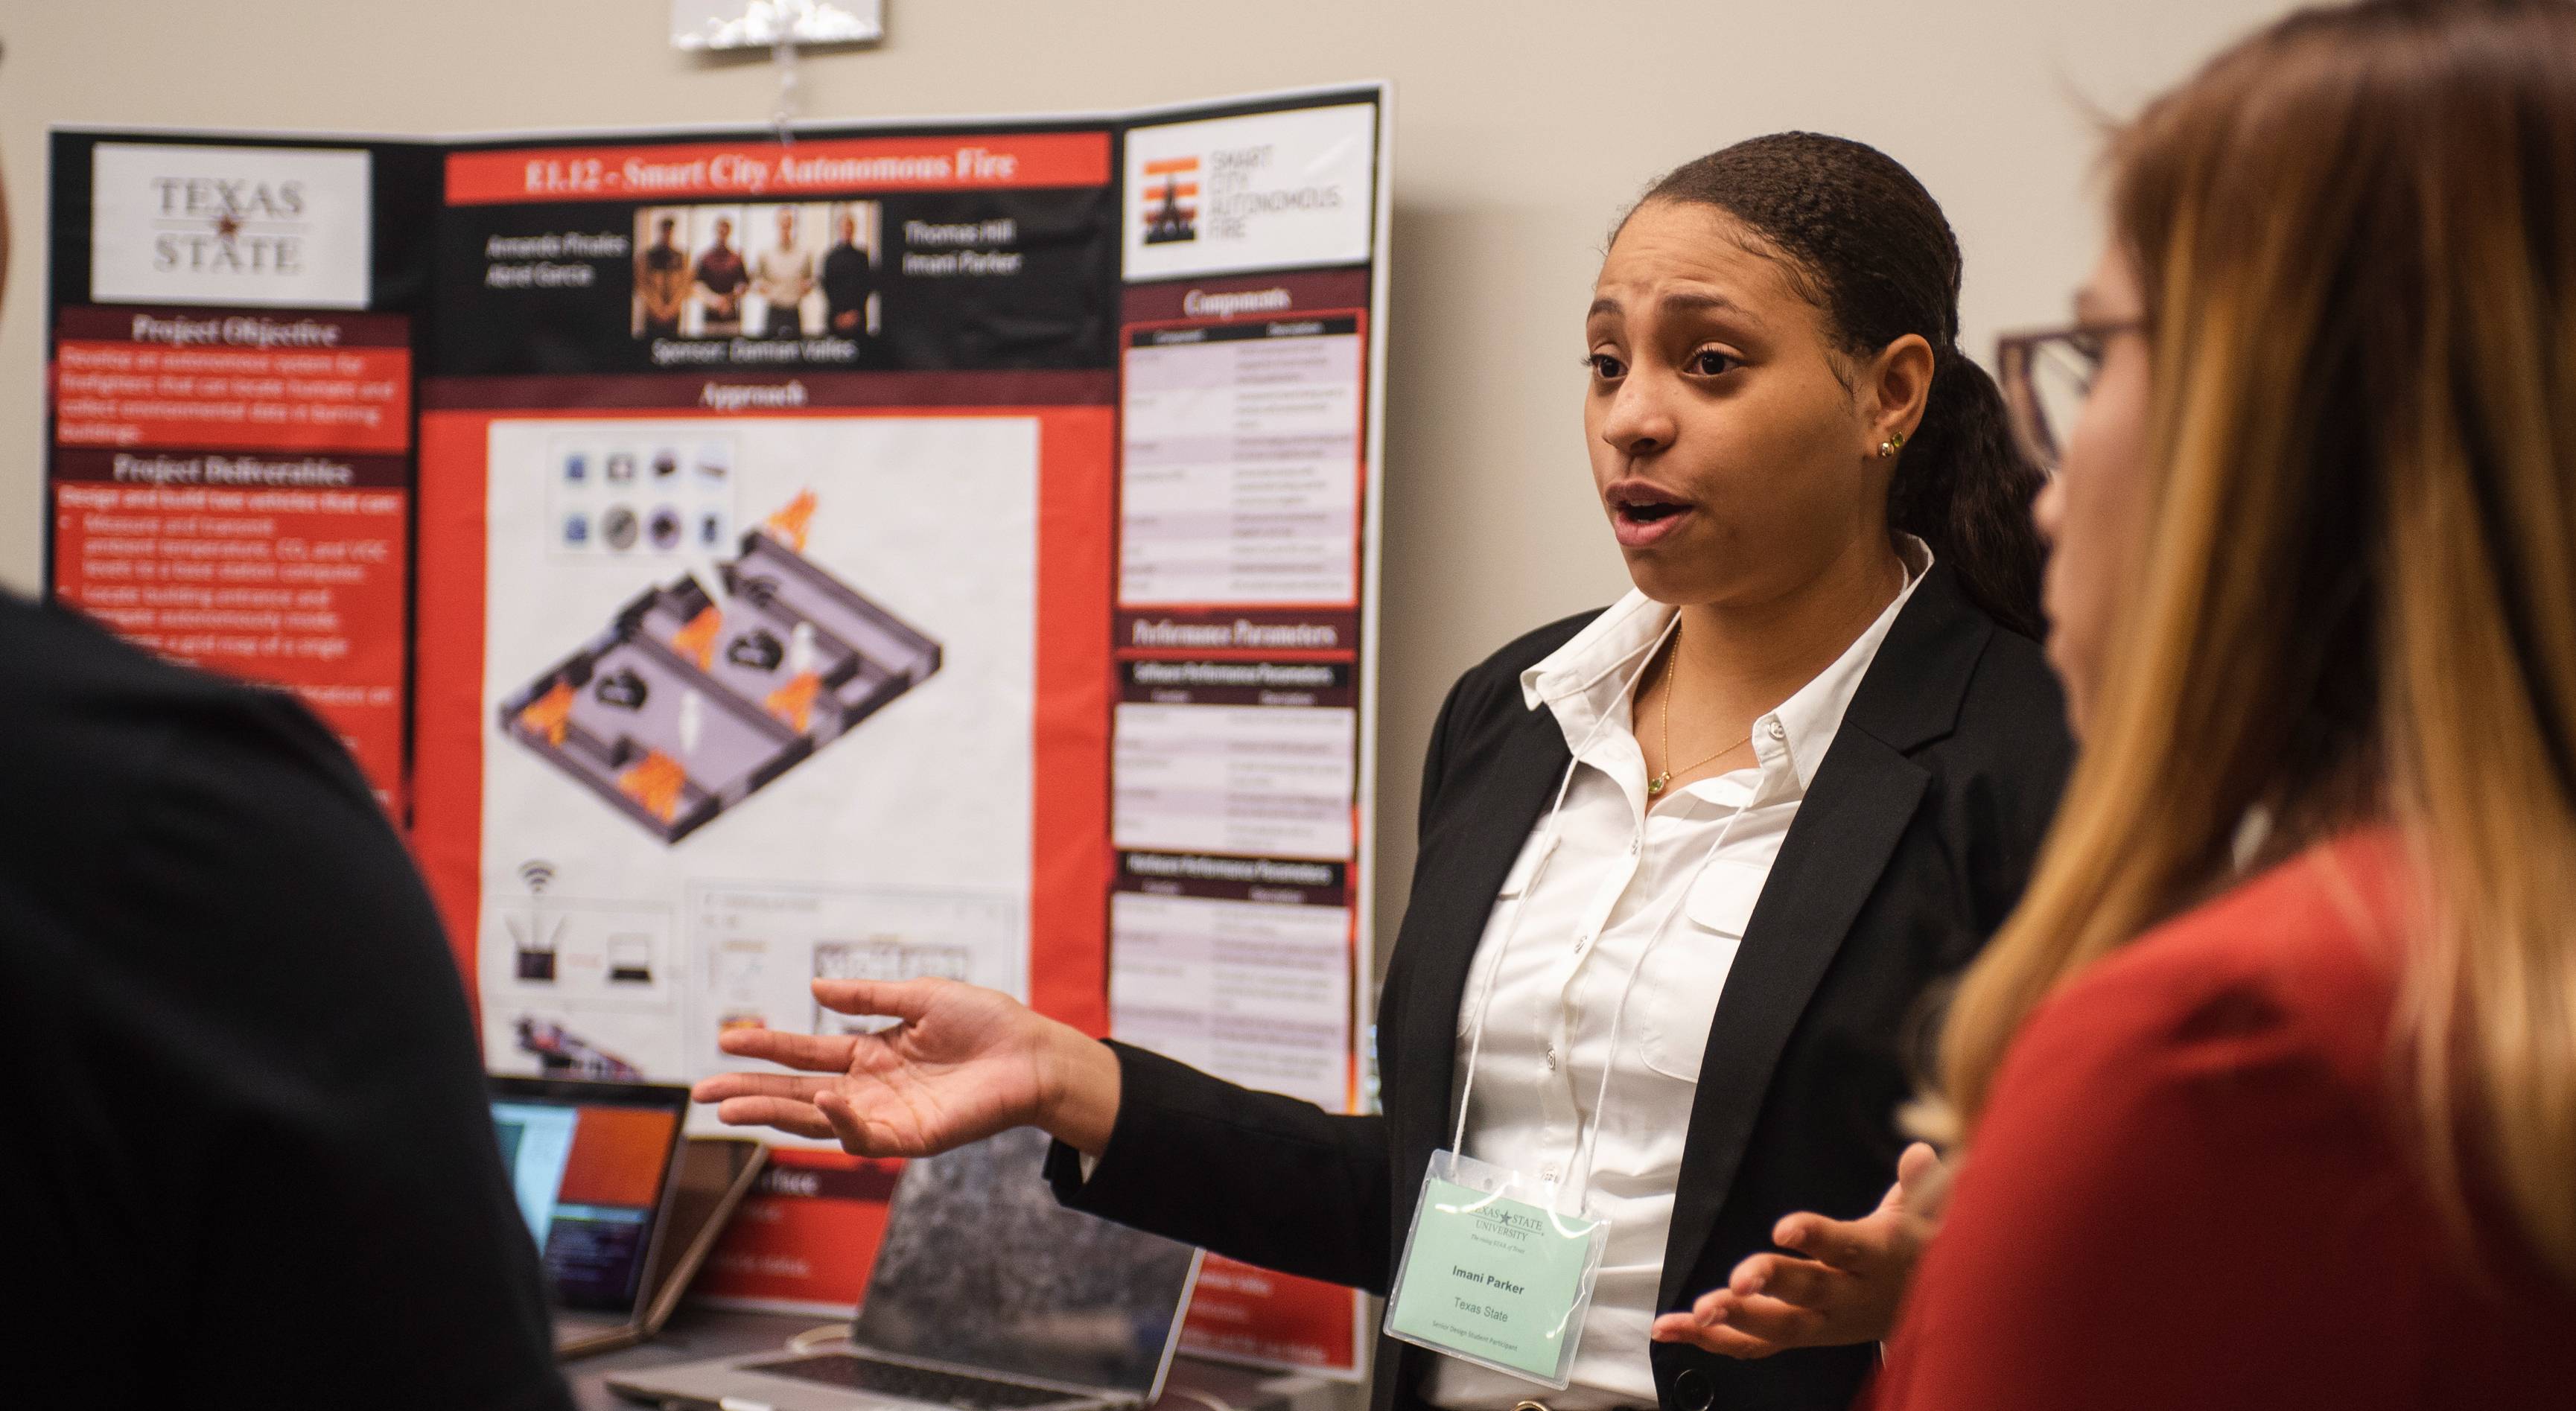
[{"x1": 1051, "y1": 564, "x2": 2072, "y2": 1411}]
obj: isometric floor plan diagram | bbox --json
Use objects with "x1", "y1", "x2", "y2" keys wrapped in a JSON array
[{"x1": 500, "y1": 501, "x2": 943, "y2": 844}]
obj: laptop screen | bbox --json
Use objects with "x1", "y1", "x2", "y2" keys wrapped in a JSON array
[
  {"x1": 852, "y1": 1127, "x2": 1202, "y2": 1397},
  {"x1": 489, "y1": 1076, "x2": 690, "y2": 1313}
]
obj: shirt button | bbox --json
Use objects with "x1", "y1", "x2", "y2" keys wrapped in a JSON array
[
  {"x1": 1545, "y1": 1044, "x2": 1559, "y2": 1070},
  {"x1": 1628, "y1": 835, "x2": 1641, "y2": 856},
  {"x1": 1542, "y1": 1163, "x2": 1561, "y2": 1182},
  {"x1": 1766, "y1": 719, "x2": 1787, "y2": 741}
]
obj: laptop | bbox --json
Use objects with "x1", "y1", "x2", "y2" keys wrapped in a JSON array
[
  {"x1": 489, "y1": 1074, "x2": 701, "y2": 1357},
  {"x1": 608, "y1": 1126, "x2": 1204, "y2": 1411}
]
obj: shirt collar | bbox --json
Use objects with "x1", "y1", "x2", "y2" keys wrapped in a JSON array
[
  {"x1": 1772, "y1": 536, "x2": 1932, "y2": 789},
  {"x1": 1519, "y1": 536, "x2": 1934, "y2": 793}
]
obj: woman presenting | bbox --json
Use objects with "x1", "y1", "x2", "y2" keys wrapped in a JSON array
[{"x1": 699, "y1": 133, "x2": 2072, "y2": 1411}]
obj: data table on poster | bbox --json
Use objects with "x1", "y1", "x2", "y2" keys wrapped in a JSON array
[
  {"x1": 1112, "y1": 701, "x2": 1358, "y2": 861},
  {"x1": 1109, "y1": 886, "x2": 1354, "y2": 1110},
  {"x1": 1119, "y1": 317, "x2": 1363, "y2": 606}
]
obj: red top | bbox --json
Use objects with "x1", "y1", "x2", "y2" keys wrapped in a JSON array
[{"x1": 1868, "y1": 831, "x2": 2576, "y2": 1409}]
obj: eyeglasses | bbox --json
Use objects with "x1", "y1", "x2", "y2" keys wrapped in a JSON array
[{"x1": 1994, "y1": 320, "x2": 2147, "y2": 472}]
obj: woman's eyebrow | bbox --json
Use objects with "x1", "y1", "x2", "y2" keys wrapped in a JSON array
[
  {"x1": 1660, "y1": 289, "x2": 1762, "y2": 329},
  {"x1": 1588, "y1": 289, "x2": 1761, "y2": 327},
  {"x1": 1660, "y1": 290, "x2": 1743, "y2": 315}
]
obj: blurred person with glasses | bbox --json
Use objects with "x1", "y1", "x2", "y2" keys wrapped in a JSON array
[{"x1": 1660, "y1": 2, "x2": 2576, "y2": 1404}]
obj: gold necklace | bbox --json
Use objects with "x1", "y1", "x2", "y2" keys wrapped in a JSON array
[{"x1": 1650, "y1": 622, "x2": 1754, "y2": 797}]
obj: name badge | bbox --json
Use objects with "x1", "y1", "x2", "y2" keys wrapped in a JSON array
[{"x1": 1383, "y1": 1150, "x2": 1609, "y2": 1389}]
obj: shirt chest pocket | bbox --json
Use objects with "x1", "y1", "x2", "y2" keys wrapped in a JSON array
[
  {"x1": 1455, "y1": 832, "x2": 1556, "y2": 1041},
  {"x1": 1635, "y1": 858, "x2": 1764, "y2": 1082}
]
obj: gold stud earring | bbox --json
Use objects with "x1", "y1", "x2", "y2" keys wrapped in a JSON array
[{"x1": 1877, "y1": 430, "x2": 1906, "y2": 459}]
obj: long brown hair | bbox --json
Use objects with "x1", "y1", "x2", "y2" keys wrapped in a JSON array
[{"x1": 1938, "y1": 0, "x2": 2576, "y2": 1282}]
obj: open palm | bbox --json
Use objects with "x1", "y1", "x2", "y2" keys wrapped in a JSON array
[
  {"x1": 1652, "y1": 1141, "x2": 1950, "y2": 1357},
  {"x1": 693, "y1": 978, "x2": 1059, "y2": 1158}
]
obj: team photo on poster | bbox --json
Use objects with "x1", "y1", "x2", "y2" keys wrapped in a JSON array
[{"x1": 632, "y1": 200, "x2": 880, "y2": 344}]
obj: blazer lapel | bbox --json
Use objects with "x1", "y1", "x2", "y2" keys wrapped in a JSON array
[
  {"x1": 1657, "y1": 566, "x2": 1992, "y2": 1308},
  {"x1": 1390, "y1": 706, "x2": 1571, "y2": 1175}
]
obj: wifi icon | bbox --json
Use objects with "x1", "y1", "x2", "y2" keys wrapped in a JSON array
[{"x1": 519, "y1": 860, "x2": 558, "y2": 895}]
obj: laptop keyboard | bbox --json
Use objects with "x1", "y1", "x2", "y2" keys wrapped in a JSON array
[{"x1": 745, "y1": 1355, "x2": 1082, "y2": 1409}]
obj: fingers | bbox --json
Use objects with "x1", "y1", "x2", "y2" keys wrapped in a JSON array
[
  {"x1": 691, "y1": 1071, "x2": 839, "y2": 1104},
  {"x1": 810, "y1": 977, "x2": 944, "y2": 1023},
  {"x1": 1775, "y1": 1211, "x2": 1883, "y2": 1273},
  {"x1": 1898, "y1": 1141, "x2": 1957, "y2": 1224},
  {"x1": 704, "y1": 1086, "x2": 911, "y2": 1159},
  {"x1": 815, "y1": 1087, "x2": 905, "y2": 1158},
  {"x1": 1895, "y1": 1141, "x2": 1942, "y2": 1201},
  {"x1": 1731, "y1": 1253, "x2": 1836, "y2": 1309},
  {"x1": 711, "y1": 1094, "x2": 836, "y2": 1141},
  {"x1": 1708, "y1": 1291, "x2": 1830, "y2": 1348},
  {"x1": 1656, "y1": 1249, "x2": 1879, "y2": 1360},
  {"x1": 716, "y1": 1025, "x2": 859, "y2": 1072},
  {"x1": 1649, "y1": 1311, "x2": 1781, "y2": 1360}
]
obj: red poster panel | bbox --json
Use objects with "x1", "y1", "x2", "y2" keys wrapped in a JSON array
[
  {"x1": 1180, "y1": 1257, "x2": 1366, "y2": 1374},
  {"x1": 53, "y1": 308, "x2": 410, "y2": 453},
  {"x1": 416, "y1": 398, "x2": 1114, "y2": 1317},
  {"x1": 410, "y1": 400, "x2": 1116, "y2": 1033},
  {"x1": 47, "y1": 306, "x2": 415, "y2": 807},
  {"x1": 696, "y1": 1150, "x2": 901, "y2": 1312},
  {"x1": 447, "y1": 133, "x2": 1112, "y2": 206}
]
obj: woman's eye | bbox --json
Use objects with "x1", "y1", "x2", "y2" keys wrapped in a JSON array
[
  {"x1": 1586, "y1": 352, "x2": 1626, "y2": 379},
  {"x1": 1688, "y1": 348, "x2": 1740, "y2": 376}
]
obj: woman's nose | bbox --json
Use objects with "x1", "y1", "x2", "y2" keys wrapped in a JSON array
[
  {"x1": 1600, "y1": 376, "x2": 1677, "y2": 456},
  {"x1": 2031, "y1": 476, "x2": 2065, "y2": 546}
]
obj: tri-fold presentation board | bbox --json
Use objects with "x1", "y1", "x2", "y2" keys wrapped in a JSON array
[{"x1": 43, "y1": 84, "x2": 1389, "y2": 1378}]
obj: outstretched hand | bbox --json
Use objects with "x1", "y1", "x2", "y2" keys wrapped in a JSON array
[
  {"x1": 1651, "y1": 1141, "x2": 1949, "y2": 1358},
  {"x1": 690, "y1": 977, "x2": 1120, "y2": 1159}
]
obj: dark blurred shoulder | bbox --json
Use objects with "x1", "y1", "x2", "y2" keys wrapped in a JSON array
[{"x1": 0, "y1": 591, "x2": 377, "y2": 820}]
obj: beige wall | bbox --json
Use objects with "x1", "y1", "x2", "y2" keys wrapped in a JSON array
[{"x1": 0, "y1": 0, "x2": 2296, "y2": 952}]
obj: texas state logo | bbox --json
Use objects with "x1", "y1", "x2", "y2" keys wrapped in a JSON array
[{"x1": 89, "y1": 142, "x2": 373, "y2": 309}]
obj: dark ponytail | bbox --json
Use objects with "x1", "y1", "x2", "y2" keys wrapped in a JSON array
[{"x1": 1637, "y1": 133, "x2": 2047, "y2": 638}]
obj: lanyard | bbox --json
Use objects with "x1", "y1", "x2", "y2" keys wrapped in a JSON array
[{"x1": 1448, "y1": 612, "x2": 1759, "y2": 1210}]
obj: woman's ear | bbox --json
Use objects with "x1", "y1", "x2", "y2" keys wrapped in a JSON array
[{"x1": 1866, "y1": 333, "x2": 1938, "y2": 450}]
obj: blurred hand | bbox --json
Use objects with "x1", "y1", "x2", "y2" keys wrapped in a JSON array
[
  {"x1": 691, "y1": 978, "x2": 1120, "y2": 1159},
  {"x1": 1651, "y1": 1142, "x2": 1949, "y2": 1358}
]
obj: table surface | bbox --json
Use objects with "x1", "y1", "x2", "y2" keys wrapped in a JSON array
[{"x1": 565, "y1": 1305, "x2": 1361, "y2": 1411}]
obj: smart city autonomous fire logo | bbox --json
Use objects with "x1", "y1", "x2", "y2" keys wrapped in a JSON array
[{"x1": 1142, "y1": 156, "x2": 1199, "y2": 244}]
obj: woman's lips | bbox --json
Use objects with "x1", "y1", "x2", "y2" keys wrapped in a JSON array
[
  {"x1": 1612, "y1": 505, "x2": 1693, "y2": 547},
  {"x1": 1606, "y1": 485, "x2": 1696, "y2": 548}
]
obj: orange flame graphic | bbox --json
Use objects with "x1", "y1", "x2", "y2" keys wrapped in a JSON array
[
  {"x1": 764, "y1": 490, "x2": 818, "y2": 552},
  {"x1": 516, "y1": 680, "x2": 576, "y2": 746},
  {"x1": 671, "y1": 605, "x2": 721, "y2": 670},
  {"x1": 766, "y1": 672, "x2": 822, "y2": 732},
  {"x1": 618, "y1": 750, "x2": 689, "y2": 822}
]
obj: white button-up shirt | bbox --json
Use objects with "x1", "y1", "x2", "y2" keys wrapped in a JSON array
[{"x1": 1426, "y1": 541, "x2": 1929, "y2": 1410}]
